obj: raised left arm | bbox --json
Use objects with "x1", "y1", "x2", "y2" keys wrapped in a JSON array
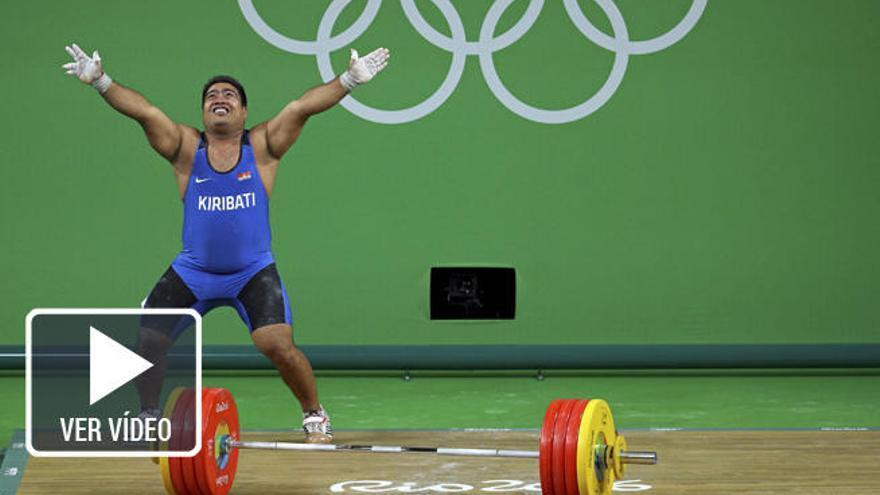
[{"x1": 261, "y1": 47, "x2": 390, "y2": 160}]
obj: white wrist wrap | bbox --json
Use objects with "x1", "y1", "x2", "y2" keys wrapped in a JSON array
[
  {"x1": 339, "y1": 70, "x2": 357, "y2": 91},
  {"x1": 91, "y1": 73, "x2": 112, "y2": 94}
]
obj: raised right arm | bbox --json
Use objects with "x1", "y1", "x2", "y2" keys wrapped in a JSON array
[
  {"x1": 63, "y1": 43, "x2": 189, "y2": 163},
  {"x1": 100, "y1": 83, "x2": 187, "y2": 162}
]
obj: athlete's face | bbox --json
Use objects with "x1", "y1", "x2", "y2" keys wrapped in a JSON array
[{"x1": 203, "y1": 82, "x2": 247, "y2": 130}]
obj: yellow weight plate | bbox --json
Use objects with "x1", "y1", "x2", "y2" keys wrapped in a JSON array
[
  {"x1": 164, "y1": 388, "x2": 187, "y2": 420},
  {"x1": 159, "y1": 455, "x2": 177, "y2": 495},
  {"x1": 152, "y1": 386, "x2": 186, "y2": 465},
  {"x1": 612, "y1": 434, "x2": 627, "y2": 479},
  {"x1": 576, "y1": 399, "x2": 617, "y2": 495}
]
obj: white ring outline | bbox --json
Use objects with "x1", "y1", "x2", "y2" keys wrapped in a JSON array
[
  {"x1": 402, "y1": 0, "x2": 544, "y2": 55},
  {"x1": 478, "y1": 0, "x2": 629, "y2": 124},
  {"x1": 563, "y1": 0, "x2": 708, "y2": 55},
  {"x1": 237, "y1": 0, "x2": 381, "y2": 54},
  {"x1": 237, "y1": 0, "x2": 707, "y2": 125}
]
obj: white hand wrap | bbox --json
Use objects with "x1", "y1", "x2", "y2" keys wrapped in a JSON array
[
  {"x1": 340, "y1": 47, "x2": 390, "y2": 91},
  {"x1": 62, "y1": 43, "x2": 112, "y2": 94},
  {"x1": 91, "y1": 73, "x2": 113, "y2": 94}
]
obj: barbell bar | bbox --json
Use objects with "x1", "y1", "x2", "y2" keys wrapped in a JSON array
[{"x1": 224, "y1": 438, "x2": 656, "y2": 463}]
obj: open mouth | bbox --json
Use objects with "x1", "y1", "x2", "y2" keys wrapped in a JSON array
[{"x1": 211, "y1": 105, "x2": 230, "y2": 116}]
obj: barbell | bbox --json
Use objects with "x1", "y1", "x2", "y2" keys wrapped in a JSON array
[{"x1": 157, "y1": 388, "x2": 656, "y2": 495}]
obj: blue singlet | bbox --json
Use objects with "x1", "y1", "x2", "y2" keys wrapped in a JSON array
[{"x1": 165, "y1": 131, "x2": 290, "y2": 329}]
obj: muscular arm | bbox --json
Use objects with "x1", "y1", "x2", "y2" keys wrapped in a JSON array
[
  {"x1": 63, "y1": 43, "x2": 189, "y2": 163},
  {"x1": 262, "y1": 78, "x2": 348, "y2": 160},
  {"x1": 258, "y1": 47, "x2": 391, "y2": 161},
  {"x1": 100, "y1": 82, "x2": 187, "y2": 162}
]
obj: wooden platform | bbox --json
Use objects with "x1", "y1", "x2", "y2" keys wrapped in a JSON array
[{"x1": 17, "y1": 429, "x2": 880, "y2": 494}]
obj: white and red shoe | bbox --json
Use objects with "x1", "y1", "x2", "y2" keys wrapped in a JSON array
[{"x1": 302, "y1": 406, "x2": 333, "y2": 444}]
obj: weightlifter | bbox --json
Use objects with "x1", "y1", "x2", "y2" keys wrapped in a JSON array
[{"x1": 62, "y1": 43, "x2": 390, "y2": 443}]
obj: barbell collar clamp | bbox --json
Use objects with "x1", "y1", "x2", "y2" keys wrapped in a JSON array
[{"x1": 618, "y1": 450, "x2": 658, "y2": 465}]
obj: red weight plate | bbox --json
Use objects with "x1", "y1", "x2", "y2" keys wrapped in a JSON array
[
  {"x1": 540, "y1": 400, "x2": 565, "y2": 495},
  {"x1": 564, "y1": 400, "x2": 589, "y2": 495},
  {"x1": 169, "y1": 388, "x2": 194, "y2": 495},
  {"x1": 179, "y1": 460, "x2": 199, "y2": 495},
  {"x1": 179, "y1": 388, "x2": 201, "y2": 495},
  {"x1": 194, "y1": 388, "x2": 240, "y2": 495},
  {"x1": 168, "y1": 389, "x2": 188, "y2": 494},
  {"x1": 193, "y1": 388, "x2": 221, "y2": 495},
  {"x1": 551, "y1": 400, "x2": 577, "y2": 495}
]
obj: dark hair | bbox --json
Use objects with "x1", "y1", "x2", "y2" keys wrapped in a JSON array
[{"x1": 202, "y1": 75, "x2": 247, "y2": 107}]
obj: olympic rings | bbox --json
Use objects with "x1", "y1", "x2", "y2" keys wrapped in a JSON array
[
  {"x1": 317, "y1": 0, "x2": 468, "y2": 124},
  {"x1": 237, "y1": 0, "x2": 707, "y2": 125}
]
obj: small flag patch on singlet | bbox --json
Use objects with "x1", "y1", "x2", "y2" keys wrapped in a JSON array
[{"x1": 237, "y1": 171, "x2": 252, "y2": 182}]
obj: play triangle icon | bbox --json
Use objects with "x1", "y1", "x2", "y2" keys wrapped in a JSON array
[{"x1": 89, "y1": 326, "x2": 154, "y2": 406}]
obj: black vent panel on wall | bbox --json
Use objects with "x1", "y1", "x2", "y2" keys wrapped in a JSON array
[{"x1": 430, "y1": 267, "x2": 516, "y2": 320}]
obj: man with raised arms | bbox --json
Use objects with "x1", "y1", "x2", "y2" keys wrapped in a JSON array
[{"x1": 62, "y1": 43, "x2": 390, "y2": 443}]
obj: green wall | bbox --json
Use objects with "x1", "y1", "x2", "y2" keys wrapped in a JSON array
[{"x1": 2, "y1": 1, "x2": 878, "y2": 347}]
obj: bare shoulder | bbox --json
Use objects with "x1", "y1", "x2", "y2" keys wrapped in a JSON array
[
  {"x1": 247, "y1": 122, "x2": 280, "y2": 169},
  {"x1": 170, "y1": 125, "x2": 202, "y2": 172}
]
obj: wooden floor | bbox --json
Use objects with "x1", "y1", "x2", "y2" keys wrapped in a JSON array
[{"x1": 17, "y1": 429, "x2": 880, "y2": 494}]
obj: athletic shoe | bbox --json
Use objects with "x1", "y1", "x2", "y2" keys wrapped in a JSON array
[
  {"x1": 302, "y1": 405, "x2": 333, "y2": 444},
  {"x1": 138, "y1": 407, "x2": 162, "y2": 422}
]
